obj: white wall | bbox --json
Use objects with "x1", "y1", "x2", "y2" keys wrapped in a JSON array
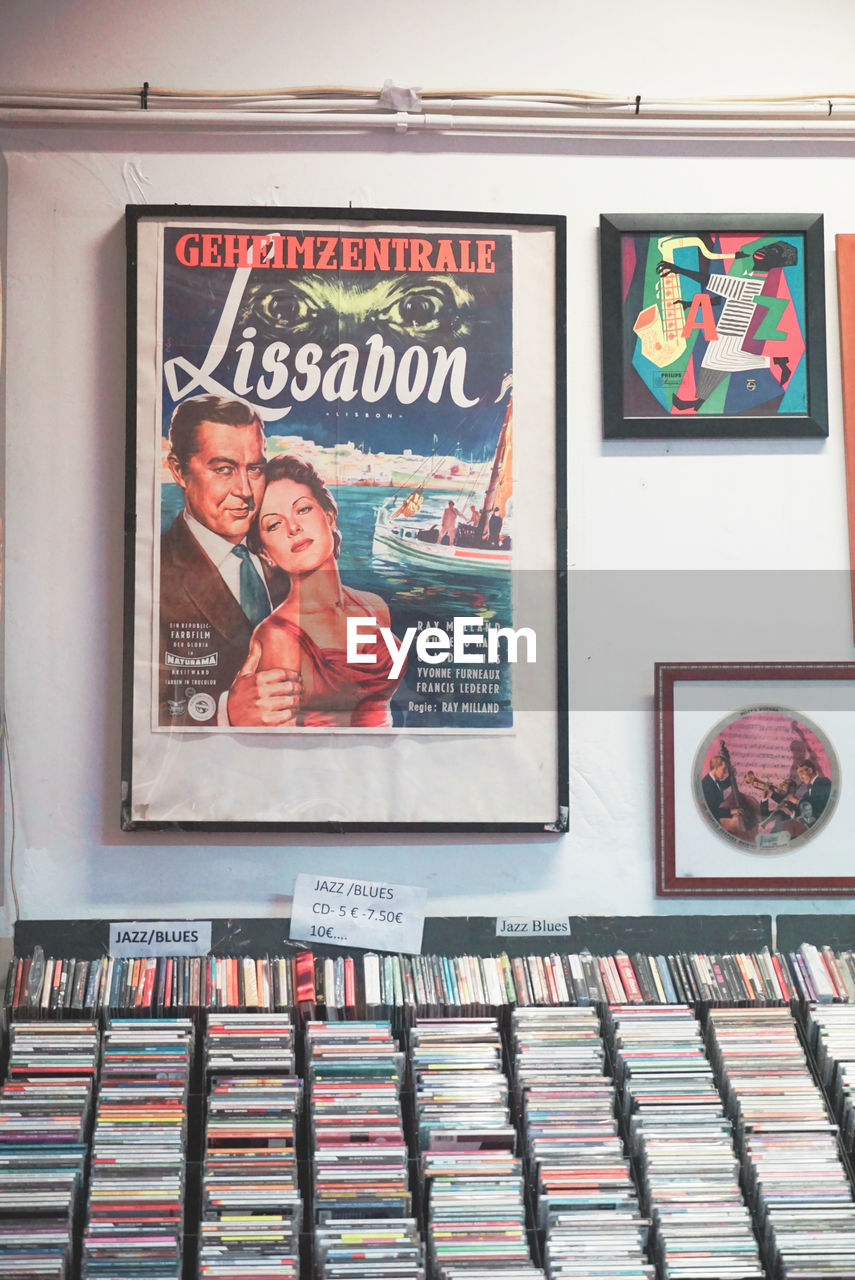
[
  {"x1": 1, "y1": 0, "x2": 853, "y2": 98},
  {"x1": 2, "y1": 0, "x2": 855, "y2": 935}
]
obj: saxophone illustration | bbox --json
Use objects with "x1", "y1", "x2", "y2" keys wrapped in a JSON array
[{"x1": 633, "y1": 235, "x2": 733, "y2": 370}]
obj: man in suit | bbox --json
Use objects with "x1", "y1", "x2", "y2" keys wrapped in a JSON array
[
  {"x1": 159, "y1": 394, "x2": 300, "y2": 727},
  {"x1": 795, "y1": 761, "x2": 831, "y2": 821},
  {"x1": 701, "y1": 755, "x2": 742, "y2": 834},
  {"x1": 701, "y1": 752, "x2": 737, "y2": 824}
]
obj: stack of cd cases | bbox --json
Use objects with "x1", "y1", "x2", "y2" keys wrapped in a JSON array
[
  {"x1": 610, "y1": 1004, "x2": 764, "y2": 1280},
  {"x1": 511, "y1": 1005, "x2": 652, "y2": 1280},
  {"x1": 82, "y1": 1017, "x2": 193, "y2": 1279},
  {"x1": 410, "y1": 1016, "x2": 543, "y2": 1278},
  {"x1": 0, "y1": 1021, "x2": 97, "y2": 1279},
  {"x1": 205, "y1": 1012, "x2": 296, "y2": 1075},
  {"x1": 708, "y1": 1006, "x2": 855, "y2": 1279},
  {"x1": 808, "y1": 1002, "x2": 855, "y2": 1150},
  {"x1": 307, "y1": 1020, "x2": 423, "y2": 1279},
  {"x1": 200, "y1": 1013, "x2": 302, "y2": 1278}
]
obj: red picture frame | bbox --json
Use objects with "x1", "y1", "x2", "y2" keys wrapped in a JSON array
[{"x1": 656, "y1": 662, "x2": 855, "y2": 896}]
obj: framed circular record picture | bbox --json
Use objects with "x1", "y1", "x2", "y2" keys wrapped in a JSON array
[
  {"x1": 656, "y1": 662, "x2": 855, "y2": 896},
  {"x1": 693, "y1": 707, "x2": 838, "y2": 853}
]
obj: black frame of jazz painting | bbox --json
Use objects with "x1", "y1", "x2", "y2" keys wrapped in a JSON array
[{"x1": 600, "y1": 213, "x2": 827, "y2": 440}]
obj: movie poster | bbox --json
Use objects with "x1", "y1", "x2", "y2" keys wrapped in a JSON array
[
  {"x1": 157, "y1": 220, "x2": 514, "y2": 733},
  {"x1": 124, "y1": 210, "x2": 565, "y2": 829}
]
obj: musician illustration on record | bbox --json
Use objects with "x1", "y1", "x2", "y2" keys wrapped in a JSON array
[
  {"x1": 701, "y1": 743, "x2": 759, "y2": 839},
  {"x1": 743, "y1": 759, "x2": 831, "y2": 838},
  {"x1": 701, "y1": 753, "x2": 744, "y2": 832},
  {"x1": 695, "y1": 709, "x2": 838, "y2": 852}
]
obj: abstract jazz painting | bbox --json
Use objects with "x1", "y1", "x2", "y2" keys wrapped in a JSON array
[{"x1": 601, "y1": 215, "x2": 827, "y2": 439}]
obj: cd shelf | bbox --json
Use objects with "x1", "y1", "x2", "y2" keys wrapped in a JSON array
[
  {"x1": 4, "y1": 1004, "x2": 855, "y2": 1280},
  {"x1": 7, "y1": 921, "x2": 855, "y2": 1274},
  {"x1": 8, "y1": 939, "x2": 855, "y2": 1025}
]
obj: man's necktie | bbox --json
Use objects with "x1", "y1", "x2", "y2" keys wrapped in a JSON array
[{"x1": 231, "y1": 544, "x2": 271, "y2": 628}]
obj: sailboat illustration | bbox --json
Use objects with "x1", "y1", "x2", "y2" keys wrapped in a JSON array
[{"x1": 372, "y1": 385, "x2": 513, "y2": 576}]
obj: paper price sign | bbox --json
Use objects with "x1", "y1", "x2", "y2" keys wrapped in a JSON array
[{"x1": 290, "y1": 873, "x2": 426, "y2": 954}]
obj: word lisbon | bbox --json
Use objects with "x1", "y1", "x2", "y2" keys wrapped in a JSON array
[
  {"x1": 163, "y1": 238, "x2": 488, "y2": 421},
  {"x1": 347, "y1": 617, "x2": 537, "y2": 682}
]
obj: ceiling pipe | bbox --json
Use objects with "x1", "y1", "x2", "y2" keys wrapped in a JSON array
[{"x1": 3, "y1": 89, "x2": 855, "y2": 141}]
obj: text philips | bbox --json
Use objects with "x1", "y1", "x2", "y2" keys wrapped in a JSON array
[{"x1": 346, "y1": 616, "x2": 536, "y2": 681}]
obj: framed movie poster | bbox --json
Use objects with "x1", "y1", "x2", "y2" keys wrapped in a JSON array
[
  {"x1": 656, "y1": 662, "x2": 855, "y2": 896},
  {"x1": 600, "y1": 214, "x2": 828, "y2": 439},
  {"x1": 122, "y1": 206, "x2": 567, "y2": 831}
]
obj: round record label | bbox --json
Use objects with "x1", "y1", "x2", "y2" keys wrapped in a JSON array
[
  {"x1": 693, "y1": 705, "x2": 839, "y2": 854},
  {"x1": 187, "y1": 692, "x2": 216, "y2": 723}
]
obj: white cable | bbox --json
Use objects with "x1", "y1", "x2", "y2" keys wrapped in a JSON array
[
  {"x1": 2, "y1": 85, "x2": 855, "y2": 139},
  {"x1": 1, "y1": 711, "x2": 20, "y2": 923}
]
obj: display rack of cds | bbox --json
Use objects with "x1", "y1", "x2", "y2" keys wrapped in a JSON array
[
  {"x1": 200, "y1": 1013, "x2": 302, "y2": 1278},
  {"x1": 0, "y1": 1021, "x2": 97, "y2": 1279},
  {"x1": 707, "y1": 1006, "x2": 855, "y2": 1278},
  {"x1": 3, "y1": 1004, "x2": 855, "y2": 1277},
  {"x1": 306, "y1": 1020, "x2": 424, "y2": 1279},
  {"x1": 511, "y1": 1005, "x2": 653, "y2": 1279},
  {"x1": 409, "y1": 1016, "x2": 544, "y2": 1278},
  {"x1": 608, "y1": 1005, "x2": 764, "y2": 1279},
  {"x1": 82, "y1": 1018, "x2": 193, "y2": 1279},
  {"x1": 10, "y1": 935, "x2": 855, "y2": 1277}
]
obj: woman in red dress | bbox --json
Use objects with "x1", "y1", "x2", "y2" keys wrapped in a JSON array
[{"x1": 241, "y1": 455, "x2": 398, "y2": 727}]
